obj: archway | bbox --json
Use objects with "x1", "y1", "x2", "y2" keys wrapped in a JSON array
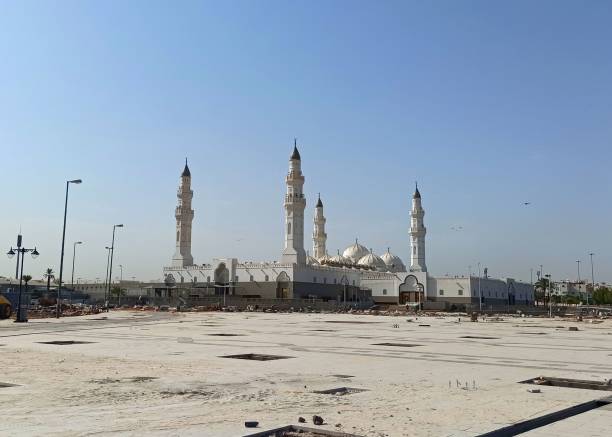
[
  {"x1": 399, "y1": 275, "x2": 424, "y2": 304},
  {"x1": 276, "y1": 271, "x2": 290, "y2": 299}
]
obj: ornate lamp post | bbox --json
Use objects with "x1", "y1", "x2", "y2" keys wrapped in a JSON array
[{"x1": 7, "y1": 239, "x2": 39, "y2": 322}]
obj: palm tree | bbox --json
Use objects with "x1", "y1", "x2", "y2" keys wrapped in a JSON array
[
  {"x1": 534, "y1": 278, "x2": 549, "y2": 306},
  {"x1": 43, "y1": 268, "x2": 55, "y2": 295}
]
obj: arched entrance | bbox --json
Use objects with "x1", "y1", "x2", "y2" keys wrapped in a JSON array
[
  {"x1": 399, "y1": 275, "x2": 424, "y2": 304},
  {"x1": 214, "y1": 263, "x2": 230, "y2": 296},
  {"x1": 276, "y1": 271, "x2": 290, "y2": 299}
]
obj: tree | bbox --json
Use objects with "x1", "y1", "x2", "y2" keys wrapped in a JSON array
[
  {"x1": 110, "y1": 286, "x2": 126, "y2": 305},
  {"x1": 43, "y1": 268, "x2": 55, "y2": 294},
  {"x1": 592, "y1": 287, "x2": 612, "y2": 305},
  {"x1": 534, "y1": 278, "x2": 549, "y2": 306}
]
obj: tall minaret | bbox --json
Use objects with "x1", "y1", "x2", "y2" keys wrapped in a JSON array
[
  {"x1": 312, "y1": 193, "x2": 327, "y2": 259},
  {"x1": 172, "y1": 159, "x2": 194, "y2": 267},
  {"x1": 281, "y1": 140, "x2": 307, "y2": 265},
  {"x1": 409, "y1": 183, "x2": 427, "y2": 272}
]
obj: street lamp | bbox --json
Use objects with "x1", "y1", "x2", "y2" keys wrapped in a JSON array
[
  {"x1": 57, "y1": 178, "x2": 82, "y2": 318},
  {"x1": 119, "y1": 264, "x2": 123, "y2": 283},
  {"x1": 107, "y1": 224, "x2": 124, "y2": 303},
  {"x1": 589, "y1": 253, "x2": 595, "y2": 305},
  {"x1": 478, "y1": 262, "x2": 482, "y2": 312},
  {"x1": 576, "y1": 260, "x2": 581, "y2": 300},
  {"x1": 70, "y1": 241, "x2": 83, "y2": 303},
  {"x1": 7, "y1": 238, "x2": 39, "y2": 322},
  {"x1": 104, "y1": 246, "x2": 112, "y2": 303},
  {"x1": 545, "y1": 274, "x2": 552, "y2": 318}
]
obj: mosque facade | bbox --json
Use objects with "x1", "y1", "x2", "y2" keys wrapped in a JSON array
[{"x1": 163, "y1": 143, "x2": 533, "y2": 307}]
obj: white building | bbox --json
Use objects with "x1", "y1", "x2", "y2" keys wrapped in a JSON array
[{"x1": 163, "y1": 143, "x2": 533, "y2": 308}]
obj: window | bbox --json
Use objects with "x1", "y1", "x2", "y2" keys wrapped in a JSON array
[
  {"x1": 323, "y1": 278, "x2": 327, "y2": 284},
  {"x1": 193, "y1": 277, "x2": 197, "y2": 284},
  {"x1": 458, "y1": 290, "x2": 463, "y2": 295},
  {"x1": 439, "y1": 289, "x2": 444, "y2": 295},
  {"x1": 413, "y1": 246, "x2": 416, "y2": 255},
  {"x1": 287, "y1": 223, "x2": 292, "y2": 235},
  {"x1": 249, "y1": 275, "x2": 254, "y2": 282},
  {"x1": 352, "y1": 280, "x2": 355, "y2": 286},
  {"x1": 382, "y1": 289, "x2": 387, "y2": 295},
  {"x1": 333, "y1": 278, "x2": 337, "y2": 284},
  {"x1": 235, "y1": 276, "x2": 239, "y2": 282},
  {"x1": 206, "y1": 276, "x2": 210, "y2": 283},
  {"x1": 313, "y1": 277, "x2": 317, "y2": 283},
  {"x1": 264, "y1": 275, "x2": 269, "y2": 281}
]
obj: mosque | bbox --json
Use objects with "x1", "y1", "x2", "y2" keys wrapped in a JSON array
[{"x1": 163, "y1": 143, "x2": 533, "y2": 307}]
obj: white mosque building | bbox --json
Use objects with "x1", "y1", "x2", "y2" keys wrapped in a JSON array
[{"x1": 163, "y1": 143, "x2": 533, "y2": 308}]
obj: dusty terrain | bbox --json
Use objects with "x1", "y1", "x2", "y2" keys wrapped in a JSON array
[{"x1": 1, "y1": 311, "x2": 611, "y2": 436}]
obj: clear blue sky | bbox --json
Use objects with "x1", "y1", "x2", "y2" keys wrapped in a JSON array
[{"x1": 1, "y1": 0, "x2": 610, "y2": 284}]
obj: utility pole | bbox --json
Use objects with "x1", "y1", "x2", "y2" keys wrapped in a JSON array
[{"x1": 589, "y1": 253, "x2": 595, "y2": 305}]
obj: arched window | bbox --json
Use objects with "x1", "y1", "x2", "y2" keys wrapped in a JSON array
[
  {"x1": 288, "y1": 222, "x2": 292, "y2": 235},
  {"x1": 265, "y1": 275, "x2": 269, "y2": 281},
  {"x1": 250, "y1": 275, "x2": 254, "y2": 282},
  {"x1": 176, "y1": 230, "x2": 180, "y2": 242},
  {"x1": 207, "y1": 276, "x2": 211, "y2": 283}
]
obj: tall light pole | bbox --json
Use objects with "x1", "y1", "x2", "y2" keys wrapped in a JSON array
[
  {"x1": 576, "y1": 260, "x2": 581, "y2": 301},
  {"x1": 545, "y1": 274, "x2": 552, "y2": 318},
  {"x1": 478, "y1": 262, "x2": 482, "y2": 312},
  {"x1": 107, "y1": 224, "x2": 124, "y2": 302},
  {"x1": 57, "y1": 178, "x2": 82, "y2": 318},
  {"x1": 104, "y1": 246, "x2": 111, "y2": 303},
  {"x1": 119, "y1": 264, "x2": 123, "y2": 283},
  {"x1": 589, "y1": 253, "x2": 595, "y2": 305},
  {"x1": 7, "y1": 240, "x2": 39, "y2": 322},
  {"x1": 70, "y1": 241, "x2": 83, "y2": 301}
]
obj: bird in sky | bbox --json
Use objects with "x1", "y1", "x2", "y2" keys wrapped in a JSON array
[
  {"x1": 450, "y1": 226, "x2": 464, "y2": 231},
  {"x1": 523, "y1": 202, "x2": 531, "y2": 205}
]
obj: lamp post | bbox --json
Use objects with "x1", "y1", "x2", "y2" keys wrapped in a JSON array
[
  {"x1": 106, "y1": 224, "x2": 123, "y2": 304},
  {"x1": 589, "y1": 253, "x2": 595, "y2": 305},
  {"x1": 57, "y1": 178, "x2": 82, "y2": 318},
  {"x1": 545, "y1": 274, "x2": 552, "y2": 318},
  {"x1": 70, "y1": 241, "x2": 83, "y2": 303},
  {"x1": 7, "y1": 240, "x2": 39, "y2": 322},
  {"x1": 478, "y1": 262, "x2": 482, "y2": 312},
  {"x1": 104, "y1": 246, "x2": 111, "y2": 303},
  {"x1": 576, "y1": 260, "x2": 581, "y2": 300}
]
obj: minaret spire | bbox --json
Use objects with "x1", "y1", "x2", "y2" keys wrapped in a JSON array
[
  {"x1": 313, "y1": 193, "x2": 327, "y2": 259},
  {"x1": 409, "y1": 183, "x2": 426, "y2": 272},
  {"x1": 282, "y1": 141, "x2": 306, "y2": 265},
  {"x1": 173, "y1": 160, "x2": 194, "y2": 267}
]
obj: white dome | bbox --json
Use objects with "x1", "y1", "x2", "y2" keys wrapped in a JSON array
[
  {"x1": 380, "y1": 248, "x2": 406, "y2": 273},
  {"x1": 343, "y1": 239, "x2": 369, "y2": 263},
  {"x1": 357, "y1": 250, "x2": 388, "y2": 272},
  {"x1": 330, "y1": 250, "x2": 353, "y2": 267}
]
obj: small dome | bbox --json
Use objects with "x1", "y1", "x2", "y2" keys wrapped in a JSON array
[
  {"x1": 330, "y1": 249, "x2": 353, "y2": 267},
  {"x1": 357, "y1": 249, "x2": 388, "y2": 272},
  {"x1": 343, "y1": 239, "x2": 369, "y2": 263},
  {"x1": 380, "y1": 248, "x2": 406, "y2": 273}
]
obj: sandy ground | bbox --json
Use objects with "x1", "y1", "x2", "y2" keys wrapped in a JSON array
[{"x1": 1, "y1": 311, "x2": 611, "y2": 436}]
